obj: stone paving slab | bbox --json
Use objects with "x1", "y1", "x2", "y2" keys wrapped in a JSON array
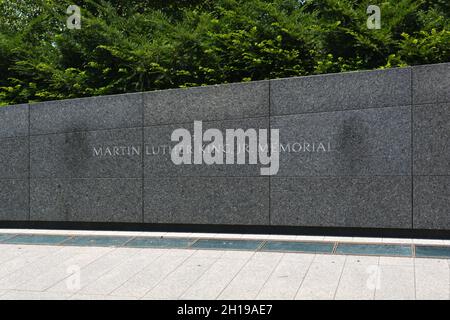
[{"x1": 0, "y1": 241, "x2": 448, "y2": 300}]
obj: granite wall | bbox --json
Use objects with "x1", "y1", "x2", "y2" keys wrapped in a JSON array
[{"x1": 0, "y1": 62, "x2": 449, "y2": 230}]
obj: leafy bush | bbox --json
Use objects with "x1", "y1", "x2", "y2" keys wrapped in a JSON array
[{"x1": 0, "y1": 0, "x2": 448, "y2": 106}]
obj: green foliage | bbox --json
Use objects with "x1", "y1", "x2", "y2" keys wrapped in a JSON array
[{"x1": 0, "y1": 0, "x2": 448, "y2": 106}]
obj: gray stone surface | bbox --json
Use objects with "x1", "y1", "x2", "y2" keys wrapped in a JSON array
[
  {"x1": 0, "y1": 62, "x2": 448, "y2": 231},
  {"x1": 272, "y1": 106, "x2": 411, "y2": 176},
  {"x1": 413, "y1": 103, "x2": 450, "y2": 175},
  {"x1": 144, "y1": 117, "x2": 269, "y2": 177},
  {"x1": 271, "y1": 177, "x2": 412, "y2": 228},
  {"x1": 144, "y1": 177, "x2": 269, "y2": 225},
  {"x1": 271, "y1": 67, "x2": 411, "y2": 115},
  {"x1": 30, "y1": 93, "x2": 142, "y2": 135},
  {"x1": 30, "y1": 128, "x2": 142, "y2": 178},
  {"x1": 413, "y1": 176, "x2": 450, "y2": 230},
  {"x1": 412, "y1": 63, "x2": 450, "y2": 105},
  {"x1": 0, "y1": 179, "x2": 29, "y2": 221},
  {"x1": 30, "y1": 178, "x2": 142, "y2": 222},
  {"x1": 144, "y1": 81, "x2": 269, "y2": 125},
  {"x1": 0, "y1": 104, "x2": 28, "y2": 138},
  {"x1": 0, "y1": 137, "x2": 29, "y2": 179}
]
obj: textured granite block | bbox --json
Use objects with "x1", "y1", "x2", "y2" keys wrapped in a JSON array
[
  {"x1": 0, "y1": 137, "x2": 29, "y2": 179},
  {"x1": 413, "y1": 176, "x2": 450, "y2": 230},
  {"x1": 30, "y1": 128, "x2": 142, "y2": 178},
  {"x1": 144, "y1": 81, "x2": 269, "y2": 125},
  {"x1": 271, "y1": 67, "x2": 411, "y2": 115},
  {"x1": 272, "y1": 106, "x2": 411, "y2": 176},
  {"x1": 30, "y1": 178, "x2": 142, "y2": 222},
  {"x1": 0, "y1": 179, "x2": 29, "y2": 221},
  {"x1": 412, "y1": 63, "x2": 450, "y2": 105},
  {"x1": 271, "y1": 177, "x2": 412, "y2": 228},
  {"x1": 30, "y1": 93, "x2": 142, "y2": 135},
  {"x1": 0, "y1": 104, "x2": 28, "y2": 138},
  {"x1": 144, "y1": 117, "x2": 269, "y2": 177},
  {"x1": 144, "y1": 177, "x2": 269, "y2": 225},
  {"x1": 413, "y1": 103, "x2": 450, "y2": 175}
]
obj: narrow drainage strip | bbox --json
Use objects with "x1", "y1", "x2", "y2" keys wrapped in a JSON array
[
  {"x1": 190, "y1": 239, "x2": 264, "y2": 251},
  {"x1": 331, "y1": 242, "x2": 338, "y2": 254},
  {"x1": 121, "y1": 236, "x2": 138, "y2": 247},
  {"x1": 1, "y1": 233, "x2": 450, "y2": 259},
  {"x1": 259, "y1": 240, "x2": 335, "y2": 255},
  {"x1": 187, "y1": 238, "x2": 200, "y2": 249},
  {"x1": 58, "y1": 235, "x2": 75, "y2": 245},
  {"x1": 256, "y1": 240, "x2": 267, "y2": 252},
  {"x1": 59, "y1": 235, "x2": 132, "y2": 247},
  {"x1": 0, "y1": 234, "x2": 73, "y2": 246},
  {"x1": 0, "y1": 234, "x2": 18, "y2": 243},
  {"x1": 333, "y1": 243, "x2": 413, "y2": 258},
  {"x1": 414, "y1": 245, "x2": 450, "y2": 259}
]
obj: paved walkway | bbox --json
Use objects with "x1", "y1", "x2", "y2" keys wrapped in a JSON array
[{"x1": 0, "y1": 229, "x2": 449, "y2": 300}]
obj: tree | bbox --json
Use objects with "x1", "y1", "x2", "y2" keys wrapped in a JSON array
[{"x1": 0, "y1": 0, "x2": 448, "y2": 106}]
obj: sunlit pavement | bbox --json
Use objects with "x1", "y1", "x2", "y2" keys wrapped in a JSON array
[{"x1": 0, "y1": 229, "x2": 449, "y2": 300}]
